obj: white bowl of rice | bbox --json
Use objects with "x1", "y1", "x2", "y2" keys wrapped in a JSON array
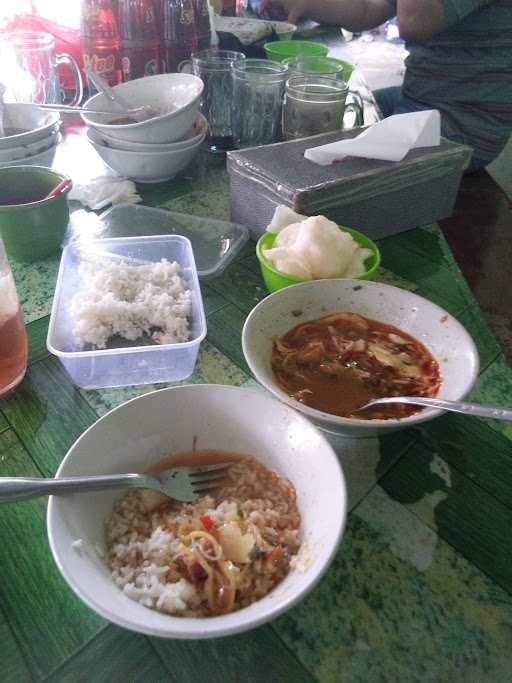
[{"x1": 47, "y1": 384, "x2": 346, "y2": 639}]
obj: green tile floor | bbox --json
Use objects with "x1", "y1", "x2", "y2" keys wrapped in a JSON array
[{"x1": 1, "y1": 143, "x2": 512, "y2": 683}]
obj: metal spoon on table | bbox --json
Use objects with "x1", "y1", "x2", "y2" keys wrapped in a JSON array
[
  {"x1": 36, "y1": 103, "x2": 159, "y2": 118},
  {"x1": 84, "y1": 66, "x2": 159, "y2": 122},
  {"x1": 355, "y1": 396, "x2": 512, "y2": 421}
]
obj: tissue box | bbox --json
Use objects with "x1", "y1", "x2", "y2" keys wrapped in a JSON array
[{"x1": 227, "y1": 127, "x2": 472, "y2": 240}]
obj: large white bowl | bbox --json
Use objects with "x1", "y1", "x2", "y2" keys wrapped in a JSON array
[
  {"x1": 82, "y1": 73, "x2": 204, "y2": 144},
  {"x1": 0, "y1": 103, "x2": 60, "y2": 150},
  {"x1": 0, "y1": 134, "x2": 61, "y2": 168},
  {"x1": 87, "y1": 127, "x2": 203, "y2": 183},
  {"x1": 242, "y1": 279, "x2": 479, "y2": 438},
  {"x1": 94, "y1": 112, "x2": 208, "y2": 153},
  {"x1": 47, "y1": 384, "x2": 346, "y2": 639},
  {"x1": 0, "y1": 129, "x2": 60, "y2": 163}
]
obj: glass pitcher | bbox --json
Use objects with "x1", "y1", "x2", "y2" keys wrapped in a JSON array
[
  {"x1": 0, "y1": 239, "x2": 28, "y2": 399},
  {"x1": 0, "y1": 32, "x2": 83, "y2": 105}
]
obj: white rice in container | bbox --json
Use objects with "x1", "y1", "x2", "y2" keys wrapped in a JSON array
[{"x1": 70, "y1": 258, "x2": 192, "y2": 349}]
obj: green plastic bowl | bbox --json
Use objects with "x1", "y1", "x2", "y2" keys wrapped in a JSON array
[
  {"x1": 256, "y1": 224, "x2": 381, "y2": 293},
  {"x1": 263, "y1": 40, "x2": 329, "y2": 63}
]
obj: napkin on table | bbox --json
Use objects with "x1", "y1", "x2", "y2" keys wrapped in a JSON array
[
  {"x1": 68, "y1": 176, "x2": 142, "y2": 211},
  {"x1": 304, "y1": 110, "x2": 441, "y2": 165}
]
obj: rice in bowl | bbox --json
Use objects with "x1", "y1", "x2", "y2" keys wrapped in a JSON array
[{"x1": 106, "y1": 453, "x2": 301, "y2": 617}]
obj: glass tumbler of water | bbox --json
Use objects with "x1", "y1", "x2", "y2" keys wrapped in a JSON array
[
  {"x1": 180, "y1": 49, "x2": 246, "y2": 152},
  {"x1": 283, "y1": 75, "x2": 363, "y2": 140},
  {"x1": 0, "y1": 240, "x2": 27, "y2": 399},
  {"x1": 0, "y1": 32, "x2": 83, "y2": 105},
  {"x1": 232, "y1": 59, "x2": 289, "y2": 148}
]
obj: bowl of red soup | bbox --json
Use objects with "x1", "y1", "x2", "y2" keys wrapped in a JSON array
[{"x1": 242, "y1": 279, "x2": 479, "y2": 437}]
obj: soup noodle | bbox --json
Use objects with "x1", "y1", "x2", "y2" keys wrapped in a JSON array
[{"x1": 271, "y1": 312, "x2": 441, "y2": 420}]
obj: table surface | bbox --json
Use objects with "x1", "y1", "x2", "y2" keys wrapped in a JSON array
[{"x1": 2, "y1": 119, "x2": 512, "y2": 683}]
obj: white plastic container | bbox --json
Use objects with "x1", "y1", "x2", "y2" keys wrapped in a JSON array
[{"x1": 47, "y1": 235, "x2": 206, "y2": 389}]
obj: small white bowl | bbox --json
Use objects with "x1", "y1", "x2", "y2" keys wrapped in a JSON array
[
  {"x1": 87, "y1": 128, "x2": 203, "y2": 183},
  {"x1": 82, "y1": 73, "x2": 204, "y2": 144},
  {"x1": 0, "y1": 129, "x2": 60, "y2": 163},
  {"x1": 242, "y1": 279, "x2": 479, "y2": 438},
  {"x1": 272, "y1": 21, "x2": 297, "y2": 40},
  {"x1": 0, "y1": 134, "x2": 61, "y2": 168},
  {"x1": 47, "y1": 384, "x2": 346, "y2": 639},
  {"x1": 0, "y1": 103, "x2": 60, "y2": 150},
  {"x1": 94, "y1": 113, "x2": 208, "y2": 153}
]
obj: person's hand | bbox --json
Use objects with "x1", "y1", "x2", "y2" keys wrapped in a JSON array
[{"x1": 259, "y1": 0, "x2": 311, "y2": 24}]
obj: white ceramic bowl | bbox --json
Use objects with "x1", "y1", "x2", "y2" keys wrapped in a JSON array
[
  {"x1": 0, "y1": 134, "x2": 61, "y2": 168},
  {"x1": 47, "y1": 384, "x2": 346, "y2": 639},
  {"x1": 0, "y1": 129, "x2": 60, "y2": 163},
  {"x1": 87, "y1": 128, "x2": 203, "y2": 183},
  {"x1": 82, "y1": 73, "x2": 204, "y2": 144},
  {"x1": 0, "y1": 103, "x2": 60, "y2": 150},
  {"x1": 94, "y1": 113, "x2": 208, "y2": 152},
  {"x1": 242, "y1": 279, "x2": 479, "y2": 438},
  {"x1": 272, "y1": 21, "x2": 297, "y2": 39}
]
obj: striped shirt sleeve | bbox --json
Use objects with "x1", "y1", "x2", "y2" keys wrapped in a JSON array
[{"x1": 441, "y1": 0, "x2": 494, "y2": 26}]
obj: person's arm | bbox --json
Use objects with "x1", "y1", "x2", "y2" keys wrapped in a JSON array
[
  {"x1": 260, "y1": 0, "x2": 395, "y2": 31},
  {"x1": 397, "y1": 0, "x2": 448, "y2": 41}
]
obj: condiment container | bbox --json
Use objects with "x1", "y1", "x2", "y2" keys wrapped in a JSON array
[
  {"x1": 47, "y1": 235, "x2": 206, "y2": 389},
  {"x1": 227, "y1": 127, "x2": 472, "y2": 240}
]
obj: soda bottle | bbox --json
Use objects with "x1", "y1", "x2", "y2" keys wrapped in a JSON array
[
  {"x1": 160, "y1": 0, "x2": 198, "y2": 73},
  {"x1": 118, "y1": 0, "x2": 161, "y2": 81},
  {"x1": 81, "y1": 0, "x2": 122, "y2": 88},
  {"x1": 221, "y1": 0, "x2": 236, "y2": 16},
  {"x1": 194, "y1": 0, "x2": 211, "y2": 51},
  {"x1": 0, "y1": 240, "x2": 27, "y2": 399}
]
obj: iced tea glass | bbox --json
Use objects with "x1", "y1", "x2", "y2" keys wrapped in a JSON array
[
  {"x1": 180, "y1": 49, "x2": 246, "y2": 152},
  {"x1": 0, "y1": 240, "x2": 27, "y2": 398}
]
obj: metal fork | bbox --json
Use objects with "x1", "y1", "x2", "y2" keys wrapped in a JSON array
[{"x1": 0, "y1": 462, "x2": 232, "y2": 504}]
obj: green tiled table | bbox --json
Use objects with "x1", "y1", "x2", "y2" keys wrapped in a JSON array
[{"x1": 2, "y1": 132, "x2": 512, "y2": 683}]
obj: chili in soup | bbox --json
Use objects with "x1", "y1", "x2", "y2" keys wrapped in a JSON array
[{"x1": 271, "y1": 312, "x2": 441, "y2": 420}]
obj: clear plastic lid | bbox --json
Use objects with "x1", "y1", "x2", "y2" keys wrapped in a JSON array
[{"x1": 95, "y1": 204, "x2": 250, "y2": 280}]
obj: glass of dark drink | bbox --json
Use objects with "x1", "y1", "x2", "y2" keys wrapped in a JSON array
[
  {"x1": 0, "y1": 239, "x2": 27, "y2": 398},
  {"x1": 180, "y1": 49, "x2": 245, "y2": 152}
]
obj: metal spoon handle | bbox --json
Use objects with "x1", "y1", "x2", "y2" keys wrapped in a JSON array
[
  {"x1": 0, "y1": 473, "x2": 149, "y2": 503},
  {"x1": 36, "y1": 103, "x2": 122, "y2": 116},
  {"x1": 84, "y1": 66, "x2": 130, "y2": 112},
  {"x1": 373, "y1": 396, "x2": 512, "y2": 421}
]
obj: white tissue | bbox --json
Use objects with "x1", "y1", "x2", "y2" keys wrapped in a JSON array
[
  {"x1": 304, "y1": 110, "x2": 441, "y2": 165},
  {"x1": 68, "y1": 176, "x2": 142, "y2": 210},
  {"x1": 263, "y1": 208, "x2": 373, "y2": 280}
]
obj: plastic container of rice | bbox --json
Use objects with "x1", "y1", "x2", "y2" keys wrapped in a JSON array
[{"x1": 47, "y1": 235, "x2": 206, "y2": 389}]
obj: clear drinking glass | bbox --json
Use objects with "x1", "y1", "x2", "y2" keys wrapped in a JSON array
[
  {"x1": 283, "y1": 55, "x2": 345, "y2": 80},
  {"x1": 232, "y1": 59, "x2": 288, "y2": 148},
  {"x1": 0, "y1": 239, "x2": 27, "y2": 399},
  {"x1": 180, "y1": 49, "x2": 246, "y2": 152},
  {"x1": 283, "y1": 75, "x2": 363, "y2": 141},
  {"x1": 0, "y1": 32, "x2": 83, "y2": 105}
]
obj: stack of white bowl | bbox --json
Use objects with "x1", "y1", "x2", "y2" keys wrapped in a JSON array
[
  {"x1": 82, "y1": 73, "x2": 206, "y2": 183},
  {"x1": 0, "y1": 104, "x2": 61, "y2": 168}
]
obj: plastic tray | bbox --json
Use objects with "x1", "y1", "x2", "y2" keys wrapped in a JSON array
[
  {"x1": 96, "y1": 204, "x2": 249, "y2": 280},
  {"x1": 47, "y1": 234, "x2": 206, "y2": 389}
]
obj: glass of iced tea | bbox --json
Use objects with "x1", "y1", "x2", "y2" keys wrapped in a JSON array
[{"x1": 0, "y1": 239, "x2": 27, "y2": 398}]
